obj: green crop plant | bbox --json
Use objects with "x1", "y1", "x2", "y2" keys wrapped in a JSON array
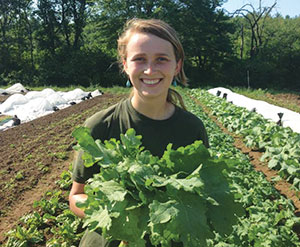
[{"x1": 72, "y1": 127, "x2": 244, "y2": 247}]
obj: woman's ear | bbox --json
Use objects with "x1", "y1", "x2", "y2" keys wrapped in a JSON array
[
  {"x1": 175, "y1": 59, "x2": 182, "y2": 75},
  {"x1": 123, "y1": 59, "x2": 128, "y2": 74}
]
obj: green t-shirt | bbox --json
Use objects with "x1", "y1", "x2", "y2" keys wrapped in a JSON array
[{"x1": 72, "y1": 98, "x2": 209, "y2": 183}]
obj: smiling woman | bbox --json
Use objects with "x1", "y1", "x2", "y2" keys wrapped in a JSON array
[
  {"x1": 118, "y1": 19, "x2": 189, "y2": 118},
  {"x1": 69, "y1": 18, "x2": 209, "y2": 247}
]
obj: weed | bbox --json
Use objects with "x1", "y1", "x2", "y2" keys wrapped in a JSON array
[
  {"x1": 36, "y1": 162, "x2": 49, "y2": 173},
  {"x1": 15, "y1": 171, "x2": 24, "y2": 180},
  {"x1": 4, "y1": 178, "x2": 16, "y2": 190},
  {"x1": 0, "y1": 169, "x2": 8, "y2": 175},
  {"x1": 57, "y1": 144, "x2": 68, "y2": 151},
  {"x1": 47, "y1": 140, "x2": 54, "y2": 145},
  {"x1": 50, "y1": 152, "x2": 68, "y2": 160},
  {"x1": 25, "y1": 153, "x2": 33, "y2": 161}
]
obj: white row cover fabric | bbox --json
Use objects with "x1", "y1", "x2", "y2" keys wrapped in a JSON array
[
  {"x1": 208, "y1": 87, "x2": 300, "y2": 134},
  {"x1": 0, "y1": 83, "x2": 28, "y2": 94},
  {"x1": 0, "y1": 84, "x2": 102, "y2": 131}
]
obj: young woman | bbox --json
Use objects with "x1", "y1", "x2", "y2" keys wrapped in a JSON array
[{"x1": 69, "y1": 18, "x2": 209, "y2": 247}]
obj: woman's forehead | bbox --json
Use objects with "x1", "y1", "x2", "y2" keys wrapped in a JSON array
[{"x1": 126, "y1": 32, "x2": 174, "y2": 55}]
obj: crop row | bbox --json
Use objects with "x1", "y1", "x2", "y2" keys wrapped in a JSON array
[
  {"x1": 3, "y1": 90, "x2": 300, "y2": 246},
  {"x1": 188, "y1": 89, "x2": 300, "y2": 191},
  {"x1": 181, "y1": 89, "x2": 299, "y2": 246},
  {"x1": 4, "y1": 166, "x2": 85, "y2": 247}
]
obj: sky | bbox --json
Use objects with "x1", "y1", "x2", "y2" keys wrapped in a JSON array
[{"x1": 221, "y1": 0, "x2": 300, "y2": 18}]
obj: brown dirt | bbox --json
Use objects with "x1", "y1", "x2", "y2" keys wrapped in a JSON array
[
  {"x1": 0, "y1": 93, "x2": 127, "y2": 244},
  {"x1": 265, "y1": 92, "x2": 300, "y2": 105},
  {"x1": 0, "y1": 95, "x2": 10, "y2": 103},
  {"x1": 233, "y1": 138, "x2": 300, "y2": 213}
]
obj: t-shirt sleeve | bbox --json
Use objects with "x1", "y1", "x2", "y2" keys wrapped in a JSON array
[
  {"x1": 71, "y1": 106, "x2": 114, "y2": 184},
  {"x1": 72, "y1": 150, "x2": 100, "y2": 184}
]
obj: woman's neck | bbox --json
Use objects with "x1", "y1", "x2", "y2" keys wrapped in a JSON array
[{"x1": 130, "y1": 95, "x2": 175, "y2": 120}]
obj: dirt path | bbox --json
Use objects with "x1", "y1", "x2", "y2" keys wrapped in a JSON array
[{"x1": 0, "y1": 93, "x2": 127, "y2": 243}]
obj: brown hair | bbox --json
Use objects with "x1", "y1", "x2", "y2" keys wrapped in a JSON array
[{"x1": 117, "y1": 18, "x2": 188, "y2": 110}]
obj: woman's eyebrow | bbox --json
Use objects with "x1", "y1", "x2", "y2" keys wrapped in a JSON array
[
  {"x1": 130, "y1": 52, "x2": 171, "y2": 58},
  {"x1": 156, "y1": 53, "x2": 170, "y2": 57},
  {"x1": 131, "y1": 53, "x2": 146, "y2": 57}
]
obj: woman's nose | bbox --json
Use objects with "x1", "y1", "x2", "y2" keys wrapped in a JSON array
[{"x1": 143, "y1": 62, "x2": 156, "y2": 74}]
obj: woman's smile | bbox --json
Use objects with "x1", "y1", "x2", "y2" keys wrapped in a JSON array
[{"x1": 141, "y1": 78, "x2": 162, "y2": 85}]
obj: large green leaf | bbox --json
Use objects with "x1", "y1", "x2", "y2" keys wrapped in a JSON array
[
  {"x1": 149, "y1": 193, "x2": 212, "y2": 247},
  {"x1": 161, "y1": 140, "x2": 210, "y2": 176},
  {"x1": 72, "y1": 127, "x2": 243, "y2": 245}
]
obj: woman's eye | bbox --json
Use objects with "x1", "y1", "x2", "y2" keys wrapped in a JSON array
[
  {"x1": 133, "y1": 57, "x2": 145, "y2": 62},
  {"x1": 157, "y1": 57, "x2": 168, "y2": 62}
]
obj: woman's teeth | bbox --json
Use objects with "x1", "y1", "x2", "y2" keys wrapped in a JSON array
[{"x1": 142, "y1": 79, "x2": 160, "y2": 85}]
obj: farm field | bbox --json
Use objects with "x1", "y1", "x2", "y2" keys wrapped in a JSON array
[
  {"x1": 0, "y1": 92, "x2": 127, "y2": 244},
  {"x1": 0, "y1": 87, "x2": 299, "y2": 246}
]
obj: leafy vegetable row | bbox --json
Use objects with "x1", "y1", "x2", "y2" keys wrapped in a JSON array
[
  {"x1": 188, "y1": 89, "x2": 300, "y2": 190},
  {"x1": 181, "y1": 89, "x2": 300, "y2": 246},
  {"x1": 4, "y1": 167, "x2": 85, "y2": 247}
]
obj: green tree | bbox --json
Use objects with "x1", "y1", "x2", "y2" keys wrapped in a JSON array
[
  {"x1": 258, "y1": 15, "x2": 300, "y2": 89},
  {"x1": 0, "y1": 0, "x2": 35, "y2": 85},
  {"x1": 34, "y1": 0, "x2": 94, "y2": 86},
  {"x1": 168, "y1": 0, "x2": 234, "y2": 86}
]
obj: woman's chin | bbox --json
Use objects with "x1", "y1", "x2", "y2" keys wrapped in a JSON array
[{"x1": 139, "y1": 89, "x2": 166, "y2": 99}]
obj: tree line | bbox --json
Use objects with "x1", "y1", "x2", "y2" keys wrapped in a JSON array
[{"x1": 0, "y1": 0, "x2": 299, "y2": 90}]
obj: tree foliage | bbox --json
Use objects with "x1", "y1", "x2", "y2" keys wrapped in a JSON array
[{"x1": 0, "y1": 0, "x2": 299, "y2": 90}]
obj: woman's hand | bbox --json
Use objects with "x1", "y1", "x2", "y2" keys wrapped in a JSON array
[
  {"x1": 119, "y1": 241, "x2": 129, "y2": 246},
  {"x1": 69, "y1": 181, "x2": 87, "y2": 218}
]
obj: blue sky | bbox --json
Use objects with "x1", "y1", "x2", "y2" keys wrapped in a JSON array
[{"x1": 221, "y1": 0, "x2": 300, "y2": 17}]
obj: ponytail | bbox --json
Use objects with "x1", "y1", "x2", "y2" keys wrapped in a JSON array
[{"x1": 167, "y1": 88, "x2": 187, "y2": 111}]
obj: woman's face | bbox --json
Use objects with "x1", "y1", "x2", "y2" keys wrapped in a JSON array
[{"x1": 123, "y1": 32, "x2": 181, "y2": 101}]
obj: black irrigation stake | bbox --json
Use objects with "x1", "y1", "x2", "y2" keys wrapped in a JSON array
[{"x1": 277, "y1": 112, "x2": 284, "y2": 126}]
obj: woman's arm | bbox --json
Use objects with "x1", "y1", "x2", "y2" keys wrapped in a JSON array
[
  {"x1": 69, "y1": 181, "x2": 87, "y2": 218},
  {"x1": 69, "y1": 181, "x2": 129, "y2": 245}
]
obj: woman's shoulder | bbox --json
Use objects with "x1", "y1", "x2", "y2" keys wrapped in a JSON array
[
  {"x1": 84, "y1": 99, "x2": 127, "y2": 129},
  {"x1": 175, "y1": 106, "x2": 204, "y2": 125},
  {"x1": 175, "y1": 106, "x2": 209, "y2": 148}
]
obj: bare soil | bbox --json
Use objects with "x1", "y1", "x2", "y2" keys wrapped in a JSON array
[
  {"x1": 0, "y1": 93, "x2": 127, "y2": 243},
  {"x1": 265, "y1": 92, "x2": 300, "y2": 106},
  {"x1": 0, "y1": 90, "x2": 299, "y2": 244}
]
